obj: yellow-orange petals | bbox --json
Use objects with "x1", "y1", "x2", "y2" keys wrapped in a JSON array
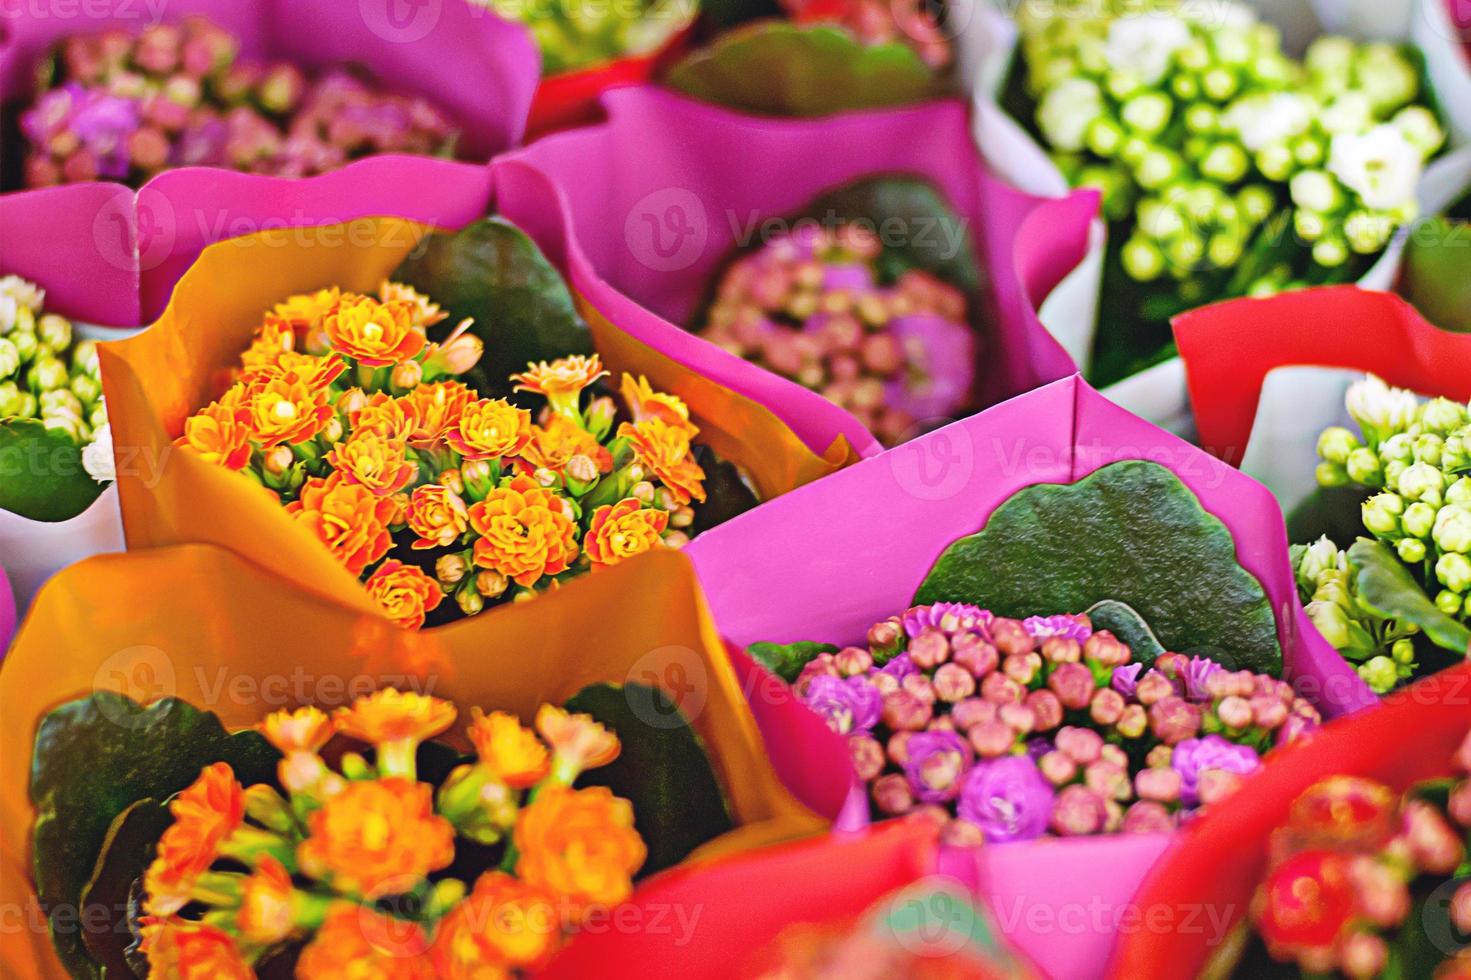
[
  {"x1": 466, "y1": 710, "x2": 549, "y2": 788},
  {"x1": 446, "y1": 398, "x2": 532, "y2": 461},
  {"x1": 520, "y1": 414, "x2": 612, "y2": 475},
  {"x1": 365, "y1": 560, "x2": 444, "y2": 630},
  {"x1": 272, "y1": 286, "x2": 342, "y2": 335},
  {"x1": 514, "y1": 786, "x2": 645, "y2": 914},
  {"x1": 287, "y1": 475, "x2": 395, "y2": 577},
  {"x1": 619, "y1": 417, "x2": 707, "y2": 505},
  {"x1": 178, "y1": 396, "x2": 253, "y2": 470},
  {"x1": 237, "y1": 855, "x2": 296, "y2": 945},
  {"x1": 399, "y1": 381, "x2": 475, "y2": 449},
  {"x1": 353, "y1": 391, "x2": 413, "y2": 442},
  {"x1": 297, "y1": 905, "x2": 436, "y2": 980},
  {"x1": 433, "y1": 871, "x2": 560, "y2": 976},
  {"x1": 468, "y1": 476, "x2": 579, "y2": 588},
  {"x1": 335, "y1": 688, "x2": 457, "y2": 745},
  {"x1": 297, "y1": 778, "x2": 455, "y2": 895},
  {"x1": 511, "y1": 354, "x2": 608, "y2": 402},
  {"x1": 141, "y1": 918, "x2": 253, "y2": 980},
  {"x1": 407, "y1": 483, "x2": 469, "y2": 551},
  {"x1": 535, "y1": 704, "x2": 620, "y2": 772},
  {"x1": 380, "y1": 280, "x2": 449, "y2": 329},
  {"x1": 620, "y1": 373, "x2": 690, "y2": 426},
  {"x1": 326, "y1": 432, "x2": 416, "y2": 496},
  {"x1": 244, "y1": 369, "x2": 337, "y2": 448},
  {"x1": 259, "y1": 705, "x2": 334, "y2": 754},
  {"x1": 240, "y1": 314, "x2": 297, "y2": 375},
  {"x1": 323, "y1": 294, "x2": 426, "y2": 368},
  {"x1": 585, "y1": 498, "x2": 668, "y2": 569},
  {"x1": 143, "y1": 763, "x2": 246, "y2": 917}
]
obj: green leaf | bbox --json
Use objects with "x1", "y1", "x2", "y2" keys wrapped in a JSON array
[
  {"x1": 1349, "y1": 538, "x2": 1471, "y2": 656},
  {"x1": 563, "y1": 683, "x2": 734, "y2": 876},
  {"x1": 746, "y1": 641, "x2": 839, "y2": 683},
  {"x1": 80, "y1": 798, "x2": 171, "y2": 978},
  {"x1": 391, "y1": 218, "x2": 593, "y2": 402},
  {"x1": 914, "y1": 460, "x2": 1280, "y2": 674},
  {"x1": 1401, "y1": 216, "x2": 1471, "y2": 333},
  {"x1": 0, "y1": 417, "x2": 107, "y2": 522},
  {"x1": 30, "y1": 693, "x2": 279, "y2": 979},
  {"x1": 1084, "y1": 600, "x2": 1167, "y2": 667},
  {"x1": 664, "y1": 22, "x2": 945, "y2": 118}
]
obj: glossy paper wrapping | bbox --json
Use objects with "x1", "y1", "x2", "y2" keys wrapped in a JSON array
[
  {"x1": 682, "y1": 375, "x2": 1375, "y2": 979},
  {"x1": 0, "y1": 0, "x2": 536, "y2": 326},
  {"x1": 98, "y1": 215, "x2": 851, "y2": 621},
  {"x1": 0, "y1": 546, "x2": 827, "y2": 980},
  {"x1": 0, "y1": 563, "x2": 13, "y2": 654},
  {"x1": 1109, "y1": 661, "x2": 1471, "y2": 980},
  {"x1": 495, "y1": 86, "x2": 1099, "y2": 460}
]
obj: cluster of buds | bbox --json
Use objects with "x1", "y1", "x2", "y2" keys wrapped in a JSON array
[
  {"x1": 780, "y1": 0, "x2": 954, "y2": 69},
  {"x1": 1016, "y1": 2, "x2": 1444, "y2": 301},
  {"x1": 1250, "y1": 730, "x2": 1471, "y2": 978},
  {"x1": 177, "y1": 281, "x2": 706, "y2": 628},
  {"x1": 476, "y1": 0, "x2": 693, "y2": 75},
  {"x1": 21, "y1": 17, "x2": 457, "y2": 187},
  {"x1": 789, "y1": 602, "x2": 1319, "y2": 843},
  {"x1": 138, "y1": 688, "x2": 645, "y2": 977},
  {"x1": 0, "y1": 276, "x2": 111, "y2": 483},
  {"x1": 701, "y1": 221, "x2": 974, "y2": 446}
]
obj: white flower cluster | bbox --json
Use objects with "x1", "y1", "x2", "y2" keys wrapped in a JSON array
[{"x1": 1016, "y1": 1, "x2": 1445, "y2": 296}]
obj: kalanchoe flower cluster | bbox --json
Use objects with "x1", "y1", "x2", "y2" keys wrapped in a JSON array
[
  {"x1": 701, "y1": 222, "x2": 974, "y2": 446},
  {"x1": 138, "y1": 688, "x2": 646, "y2": 978},
  {"x1": 0, "y1": 276, "x2": 111, "y2": 483},
  {"x1": 780, "y1": 0, "x2": 954, "y2": 69},
  {"x1": 1017, "y1": 2, "x2": 1444, "y2": 299},
  {"x1": 21, "y1": 17, "x2": 457, "y2": 187},
  {"x1": 176, "y1": 282, "x2": 705, "y2": 627},
  {"x1": 792, "y1": 603, "x2": 1319, "y2": 842},
  {"x1": 1249, "y1": 730, "x2": 1471, "y2": 978},
  {"x1": 475, "y1": 0, "x2": 694, "y2": 75}
]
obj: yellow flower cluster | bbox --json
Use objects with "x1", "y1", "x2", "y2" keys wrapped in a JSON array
[{"x1": 177, "y1": 283, "x2": 709, "y2": 627}]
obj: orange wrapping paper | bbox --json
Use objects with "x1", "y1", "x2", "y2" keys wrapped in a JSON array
[
  {"x1": 98, "y1": 217, "x2": 857, "y2": 619},
  {"x1": 0, "y1": 545, "x2": 826, "y2": 979}
]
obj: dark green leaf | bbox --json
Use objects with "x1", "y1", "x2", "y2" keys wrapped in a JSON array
[
  {"x1": 914, "y1": 460, "x2": 1281, "y2": 674},
  {"x1": 30, "y1": 693, "x2": 279, "y2": 979},
  {"x1": 1084, "y1": 600, "x2": 1167, "y2": 667},
  {"x1": 1349, "y1": 538, "x2": 1471, "y2": 656},
  {"x1": 1401, "y1": 217, "x2": 1471, "y2": 333},
  {"x1": 563, "y1": 683, "x2": 734, "y2": 876},
  {"x1": 664, "y1": 22, "x2": 945, "y2": 118},
  {"x1": 391, "y1": 218, "x2": 593, "y2": 402},
  {"x1": 80, "y1": 799, "x2": 170, "y2": 978},
  {"x1": 690, "y1": 447, "x2": 760, "y2": 534},
  {"x1": 0, "y1": 417, "x2": 107, "y2": 522},
  {"x1": 746, "y1": 641, "x2": 839, "y2": 683}
]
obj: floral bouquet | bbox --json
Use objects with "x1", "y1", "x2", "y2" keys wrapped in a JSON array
[
  {"x1": 1110, "y1": 662, "x2": 1471, "y2": 978},
  {"x1": 0, "y1": 544, "x2": 827, "y2": 978},
  {"x1": 476, "y1": 0, "x2": 695, "y2": 77}
]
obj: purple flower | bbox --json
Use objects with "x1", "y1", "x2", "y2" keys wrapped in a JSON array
[
  {"x1": 902, "y1": 729, "x2": 972, "y2": 804},
  {"x1": 1111, "y1": 662, "x2": 1144, "y2": 698},
  {"x1": 884, "y1": 313, "x2": 974, "y2": 420},
  {"x1": 1182, "y1": 656, "x2": 1224, "y2": 702},
  {"x1": 22, "y1": 83, "x2": 140, "y2": 179},
  {"x1": 821, "y1": 262, "x2": 874, "y2": 292},
  {"x1": 1023, "y1": 614, "x2": 1093, "y2": 643},
  {"x1": 1170, "y1": 735, "x2": 1261, "y2": 806},
  {"x1": 957, "y1": 755, "x2": 1055, "y2": 843},
  {"x1": 902, "y1": 602, "x2": 992, "y2": 639},
  {"x1": 880, "y1": 652, "x2": 919, "y2": 681},
  {"x1": 801, "y1": 674, "x2": 883, "y2": 735}
]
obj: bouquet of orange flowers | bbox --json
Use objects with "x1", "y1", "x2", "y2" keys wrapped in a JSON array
[{"x1": 175, "y1": 282, "x2": 707, "y2": 628}]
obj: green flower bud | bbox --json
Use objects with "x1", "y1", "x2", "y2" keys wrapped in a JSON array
[
  {"x1": 1358, "y1": 656, "x2": 1399, "y2": 694},
  {"x1": 10, "y1": 330, "x2": 37, "y2": 363},
  {"x1": 1361, "y1": 491, "x2": 1404, "y2": 536},
  {"x1": 1447, "y1": 477, "x2": 1471, "y2": 509},
  {"x1": 1165, "y1": 234, "x2": 1205, "y2": 277},
  {"x1": 1085, "y1": 117, "x2": 1125, "y2": 158},
  {"x1": 1171, "y1": 74, "x2": 1201, "y2": 102},
  {"x1": 1317, "y1": 460, "x2": 1350, "y2": 487},
  {"x1": 1437, "y1": 589, "x2": 1464, "y2": 615},
  {"x1": 13, "y1": 391, "x2": 37, "y2": 418},
  {"x1": 1413, "y1": 433, "x2": 1444, "y2": 466},
  {"x1": 42, "y1": 413, "x2": 85, "y2": 444},
  {"x1": 1296, "y1": 536, "x2": 1344, "y2": 589},
  {"x1": 1393, "y1": 105, "x2": 1445, "y2": 157},
  {"x1": 1422, "y1": 399, "x2": 1466, "y2": 435},
  {"x1": 1121, "y1": 93, "x2": 1172, "y2": 137},
  {"x1": 1134, "y1": 149, "x2": 1180, "y2": 191},
  {"x1": 1292, "y1": 136, "x2": 1325, "y2": 168},
  {"x1": 89, "y1": 403, "x2": 108, "y2": 430},
  {"x1": 1038, "y1": 78, "x2": 1105, "y2": 153},
  {"x1": 1120, "y1": 137, "x2": 1151, "y2": 167},
  {"x1": 1312, "y1": 235, "x2": 1350, "y2": 269},
  {"x1": 1237, "y1": 186, "x2": 1276, "y2": 224},
  {"x1": 1354, "y1": 43, "x2": 1419, "y2": 114},
  {"x1": 1385, "y1": 459, "x2": 1409, "y2": 489},
  {"x1": 1317, "y1": 426, "x2": 1360, "y2": 465},
  {"x1": 1306, "y1": 37, "x2": 1356, "y2": 83},
  {"x1": 40, "y1": 389, "x2": 81, "y2": 417},
  {"x1": 1344, "y1": 446, "x2": 1383, "y2": 486},
  {"x1": 72, "y1": 339, "x2": 99, "y2": 376},
  {"x1": 1403, "y1": 500, "x2": 1437, "y2": 539},
  {"x1": 1201, "y1": 67, "x2": 1238, "y2": 102},
  {"x1": 1305, "y1": 599, "x2": 1352, "y2": 648},
  {"x1": 1206, "y1": 233, "x2": 1243, "y2": 268},
  {"x1": 1434, "y1": 505, "x2": 1471, "y2": 553},
  {"x1": 1256, "y1": 144, "x2": 1296, "y2": 182},
  {"x1": 70, "y1": 373, "x2": 102, "y2": 406},
  {"x1": 1438, "y1": 552, "x2": 1471, "y2": 593},
  {"x1": 0, "y1": 338, "x2": 17, "y2": 380},
  {"x1": 0, "y1": 380, "x2": 22, "y2": 417},
  {"x1": 1398, "y1": 537, "x2": 1427, "y2": 564},
  {"x1": 37, "y1": 314, "x2": 71, "y2": 350},
  {"x1": 1398, "y1": 462, "x2": 1445, "y2": 503},
  {"x1": 1381, "y1": 432, "x2": 1416, "y2": 462},
  {"x1": 1121, "y1": 236, "x2": 1166, "y2": 282},
  {"x1": 1178, "y1": 39, "x2": 1211, "y2": 73},
  {"x1": 26, "y1": 356, "x2": 68, "y2": 392},
  {"x1": 1446, "y1": 433, "x2": 1470, "y2": 473},
  {"x1": 1105, "y1": 72, "x2": 1141, "y2": 102},
  {"x1": 1200, "y1": 143, "x2": 1249, "y2": 183},
  {"x1": 1391, "y1": 638, "x2": 1416, "y2": 665},
  {"x1": 1344, "y1": 211, "x2": 1394, "y2": 255},
  {"x1": 1289, "y1": 170, "x2": 1342, "y2": 214}
]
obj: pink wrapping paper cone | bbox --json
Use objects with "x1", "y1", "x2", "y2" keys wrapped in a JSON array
[
  {"x1": 0, "y1": 563, "x2": 13, "y2": 656},
  {"x1": 683, "y1": 375, "x2": 1375, "y2": 980},
  {"x1": 494, "y1": 87, "x2": 1096, "y2": 459},
  {"x1": 0, "y1": 0, "x2": 537, "y2": 325}
]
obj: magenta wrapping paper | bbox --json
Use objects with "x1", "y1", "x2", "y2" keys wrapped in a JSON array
[
  {"x1": 0, "y1": 0, "x2": 536, "y2": 325},
  {"x1": 494, "y1": 86, "x2": 1097, "y2": 459},
  {"x1": 683, "y1": 374, "x2": 1375, "y2": 980},
  {"x1": 0, "y1": 563, "x2": 13, "y2": 656}
]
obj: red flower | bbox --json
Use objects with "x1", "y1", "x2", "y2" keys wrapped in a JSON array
[{"x1": 1253, "y1": 850, "x2": 1356, "y2": 958}]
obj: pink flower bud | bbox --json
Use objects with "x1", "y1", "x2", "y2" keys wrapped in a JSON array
[
  {"x1": 968, "y1": 721, "x2": 1016, "y2": 759},
  {"x1": 1215, "y1": 695, "x2": 1252, "y2": 730},
  {"x1": 981, "y1": 672, "x2": 1024, "y2": 705},
  {"x1": 1117, "y1": 704, "x2": 1149, "y2": 739},
  {"x1": 1229, "y1": 670, "x2": 1258, "y2": 698},
  {"x1": 1083, "y1": 630, "x2": 1131, "y2": 667},
  {"x1": 990, "y1": 618, "x2": 1035, "y2": 657},
  {"x1": 867, "y1": 617, "x2": 904, "y2": 655},
  {"x1": 1025, "y1": 690, "x2": 1064, "y2": 732},
  {"x1": 834, "y1": 646, "x2": 873, "y2": 677},
  {"x1": 1084, "y1": 761, "x2": 1132, "y2": 801},
  {"x1": 1148, "y1": 697, "x2": 1202, "y2": 746},
  {"x1": 849, "y1": 734, "x2": 886, "y2": 781},
  {"x1": 1134, "y1": 767, "x2": 1182, "y2": 804},
  {"x1": 1135, "y1": 670, "x2": 1176, "y2": 706},
  {"x1": 871, "y1": 672, "x2": 899, "y2": 696},
  {"x1": 950, "y1": 633, "x2": 999, "y2": 676},
  {"x1": 941, "y1": 818, "x2": 986, "y2": 848},
  {"x1": 1155, "y1": 652, "x2": 1188, "y2": 679},
  {"x1": 872, "y1": 773, "x2": 914, "y2": 815},
  {"x1": 1449, "y1": 780, "x2": 1471, "y2": 829},
  {"x1": 1039, "y1": 751, "x2": 1078, "y2": 786},
  {"x1": 1196, "y1": 769, "x2": 1246, "y2": 807},
  {"x1": 999, "y1": 702, "x2": 1037, "y2": 736},
  {"x1": 933, "y1": 662, "x2": 977, "y2": 702},
  {"x1": 1452, "y1": 882, "x2": 1471, "y2": 935},
  {"x1": 1101, "y1": 744, "x2": 1129, "y2": 769},
  {"x1": 1250, "y1": 695, "x2": 1288, "y2": 730},
  {"x1": 1339, "y1": 932, "x2": 1388, "y2": 980},
  {"x1": 794, "y1": 654, "x2": 839, "y2": 694},
  {"x1": 1347, "y1": 856, "x2": 1410, "y2": 928},
  {"x1": 1089, "y1": 688, "x2": 1126, "y2": 726},
  {"x1": 1051, "y1": 785, "x2": 1107, "y2": 836},
  {"x1": 1104, "y1": 799, "x2": 1125, "y2": 833},
  {"x1": 1404, "y1": 800, "x2": 1466, "y2": 874},
  {"x1": 859, "y1": 333, "x2": 903, "y2": 375},
  {"x1": 1204, "y1": 669, "x2": 1234, "y2": 700},
  {"x1": 1055, "y1": 726, "x2": 1104, "y2": 765},
  {"x1": 1048, "y1": 661, "x2": 1097, "y2": 709},
  {"x1": 1041, "y1": 636, "x2": 1082, "y2": 664},
  {"x1": 902, "y1": 674, "x2": 937, "y2": 705},
  {"x1": 908, "y1": 628, "x2": 950, "y2": 669},
  {"x1": 1003, "y1": 652, "x2": 1042, "y2": 687},
  {"x1": 950, "y1": 698, "x2": 997, "y2": 730},
  {"x1": 1122, "y1": 801, "x2": 1176, "y2": 834},
  {"x1": 882, "y1": 690, "x2": 932, "y2": 731}
]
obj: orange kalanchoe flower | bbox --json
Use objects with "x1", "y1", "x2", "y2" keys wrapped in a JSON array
[
  {"x1": 240, "y1": 314, "x2": 296, "y2": 375},
  {"x1": 535, "y1": 704, "x2": 620, "y2": 772},
  {"x1": 353, "y1": 390, "x2": 414, "y2": 442},
  {"x1": 511, "y1": 354, "x2": 609, "y2": 401},
  {"x1": 466, "y1": 709, "x2": 550, "y2": 787},
  {"x1": 259, "y1": 705, "x2": 334, "y2": 753},
  {"x1": 514, "y1": 786, "x2": 646, "y2": 915},
  {"x1": 326, "y1": 431, "x2": 417, "y2": 497},
  {"x1": 287, "y1": 475, "x2": 396, "y2": 576},
  {"x1": 334, "y1": 688, "x2": 457, "y2": 745},
  {"x1": 620, "y1": 373, "x2": 690, "y2": 426},
  {"x1": 585, "y1": 498, "x2": 669, "y2": 568},
  {"x1": 619, "y1": 416, "x2": 707, "y2": 506},
  {"x1": 446, "y1": 398, "x2": 533, "y2": 461},
  {"x1": 399, "y1": 380, "x2": 475, "y2": 449},
  {"x1": 177, "y1": 395, "x2": 253, "y2": 470},
  {"x1": 323, "y1": 293, "x2": 426, "y2": 368},
  {"x1": 406, "y1": 483, "x2": 470, "y2": 550},
  {"x1": 243, "y1": 367, "x2": 339, "y2": 448},
  {"x1": 272, "y1": 286, "x2": 342, "y2": 335},
  {"x1": 297, "y1": 778, "x2": 456, "y2": 895},
  {"x1": 379, "y1": 279, "x2": 449, "y2": 328},
  {"x1": 297, "y1": 904, "x2": 437, "y2": 980},
  {"x1": 237, "y1": 855, "x2": 296, "y2": 945},
  {"x1": 468, "y1": 475, "x2": 580, "y2": 587},
  {"x1": 140, "y1": 918, "x2": 254, "y2": 980},
  {"x1": 432, "y1": 871, "x2": 561, "y2": 976},
  {"x1": 364, "y1": 560, "x2": 444, "y2": 630},
  {"x1": 520, "y1": 414, "x2": 613, "y2": 475},
  {"x1": 143, "y1": 763, "x2": 246, "y2": 917}
]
